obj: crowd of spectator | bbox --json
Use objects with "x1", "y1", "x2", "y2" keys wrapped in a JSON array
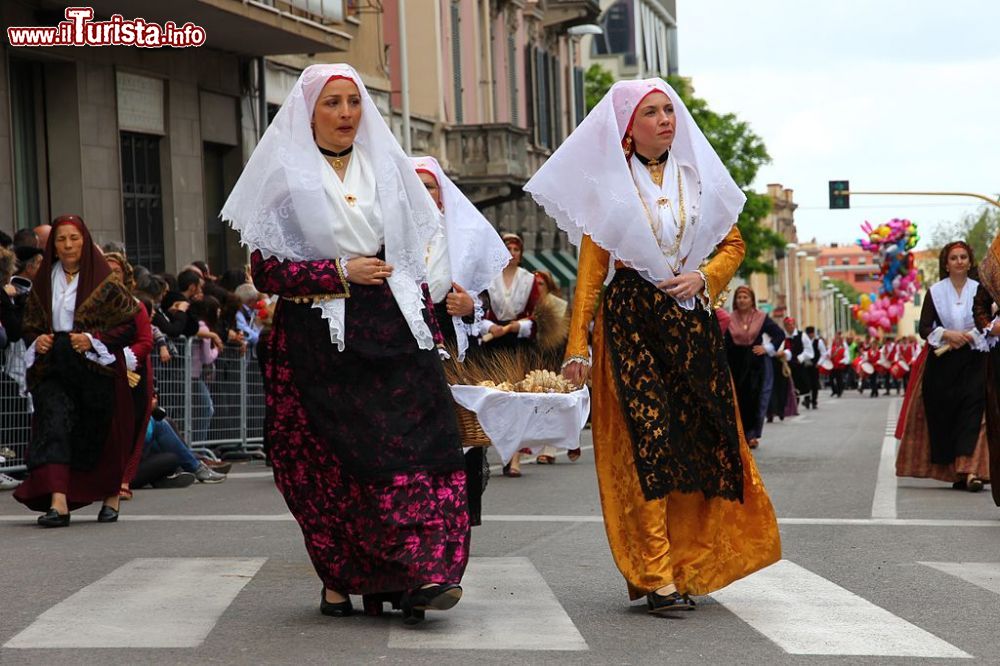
[{"x1": 1, "y1": 225, "x2": 272, "y2": 496}]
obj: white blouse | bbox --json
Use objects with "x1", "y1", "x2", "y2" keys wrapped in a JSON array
[
  {"x1": 23, "y1": 263, "x2": 115, "y2": 369},
  {"x1": 927, "y1": 278, "x2": 989, "y2": 351}
]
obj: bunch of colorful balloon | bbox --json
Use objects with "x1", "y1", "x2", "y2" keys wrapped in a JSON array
[{"x1": 851, "y1": 218, "x2": 920, "y2": 338}]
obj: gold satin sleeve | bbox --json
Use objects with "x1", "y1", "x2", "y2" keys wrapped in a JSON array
[
  {"x1": 701, "y1": 225, "x2": 745, "y2": 306},
  {"x1": 565, "y1": 235, "x2": 610, "y2": 362}
]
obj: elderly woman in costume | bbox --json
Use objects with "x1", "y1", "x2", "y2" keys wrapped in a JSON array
[
  {"x1": 725, "y1": 285, "x2": 785, "y2": 449},
  {"x1": 897, "y1": 242, "x2": 991, "y2": 492},
  {"x1": 412, "y1": 156, "x2": 510, "y2": 359},
  {"x1": 13, "y1": 215, "x2": 140, "y2": 526},
  {"x1": 412, "y1": 155, "x2": 509, "y2": 526},
  {"x1": 526, "y1": 78, "x2": 780, "y2": 614},
  {"x1": 103, "y1": 251, "x2": 156, "y2": 500},
  {"x1": 223, "y1": 64, "x2": 468, "y2": 624},
  {"x1": 480, "y1": 233, "x2": 545, "y2": 349}
]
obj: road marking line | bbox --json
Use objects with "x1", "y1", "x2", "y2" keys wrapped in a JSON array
[
  {"x1": 4, "y1": 557, "x2": 265, "y2": 648},
  {"x1": 872, "y1": 398, "x2": 901, "y2": 519},
  {"x1": 1, "y1": 515, "x2": 995, "y2": 527},
  {"x1": 921, "y1": 562, "x2": 1000, "y2": 595},
  {"x1": 711, "y1": 560, "x2": 971, "y2": 658},
  {"x1": 387, "y1": 557, "x2": 587, "y2": 651}
]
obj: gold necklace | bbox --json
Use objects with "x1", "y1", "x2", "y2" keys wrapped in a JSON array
[{"x1": 633, "y1": 166, "x2": 687, "y2": 275}]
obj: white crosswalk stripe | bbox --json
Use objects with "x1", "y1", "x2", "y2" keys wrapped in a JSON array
[
  {"x1": 3, "y1": 556, "x2": 990, "y2": 657},
  {"x1": 922, "y1": 561, "x2": 1000, "y2": 596},
  {"x1": 3, "y1": 558, "x2": 266, "y2": 649},
  {"x1": 387, "y1": 557, "x2": 588, "y2": 651},
  {"x1": 710, "y1": 560, "x2": 971, "y2": 658}
]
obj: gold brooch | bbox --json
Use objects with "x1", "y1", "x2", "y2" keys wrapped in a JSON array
[
  {"x1": 656, "y1": 197, "x2": 669, "y2": 207},
  {"x1": 345, "y1": 194, "x2": 357, "y2": 207}
]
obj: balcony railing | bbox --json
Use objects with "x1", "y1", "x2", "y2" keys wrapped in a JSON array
[{"x1": 445, "y1": 124, "x2": 535, "y2": 183}]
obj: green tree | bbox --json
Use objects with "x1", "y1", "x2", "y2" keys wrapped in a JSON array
[
  {"x1": 929, "y1": 204, "x2": 1000, "y2": 262},
  {"x1": 666, "y1": 75, "x2": 785, "y2": 278},
  {"x1": 584, "y1": 64, "x2": 614, "y2": 112}
]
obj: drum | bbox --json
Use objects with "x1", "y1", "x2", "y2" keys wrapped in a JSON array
[
  {"x1": 897, "y1": 360, "x2": 909, "y2": 373},
  {"x1": 818, "y1": 359, "x2": 834, "y2": 375},
  {"x1": 861, "y1": 361, "x2": 875, "y2": 376},
  {"x1": 889, "y1": 362, "x2": 906, "y2": 380}
]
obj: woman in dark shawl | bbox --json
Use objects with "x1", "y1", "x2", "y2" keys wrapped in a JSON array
[
  {"x1": 725, "y1": 285, "x2": 785, "y2": 449},
  {"x1": 13, "y1": 215, "x2": 139, "y2": 526}
]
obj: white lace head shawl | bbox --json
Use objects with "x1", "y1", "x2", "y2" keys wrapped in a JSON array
[
  {"x1": 221, "y1": 63, "x2": 440, "y2": 351},
  {"x1": 524, "y1": 78, "x2": 746, "y2": 285},
  {"x1": 412, "y1": 156, "x2": 511, "y2": 359}
]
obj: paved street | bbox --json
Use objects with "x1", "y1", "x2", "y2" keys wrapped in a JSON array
[{"x1": 2, "y1": 392, "x2": 999, "y2": 665}]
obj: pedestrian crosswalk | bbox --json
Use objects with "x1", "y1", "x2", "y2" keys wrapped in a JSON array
[
  {"x1": 2, "y1": 556, "x2": 992, "y2": 658},
  {"x1": 4, "y1": 558, "x2": 265, "y2": 648},
  {"x1": 711, "y1": 560, "x2": 970, "y2": 658}
]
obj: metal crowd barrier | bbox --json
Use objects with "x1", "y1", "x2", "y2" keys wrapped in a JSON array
[{"x1": 0, "y1": 337, "x2": 266, "y2": 473}]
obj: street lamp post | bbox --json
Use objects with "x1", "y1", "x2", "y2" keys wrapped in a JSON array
[
  {"x1": 784, "y1": 243, "x2": 797, "y2": 320},
  {"x1": 566, "y1": 24, "x2": 603, "y2": 127},
  {"x1": 795, "y1": 250, "x2": 807, "y2": 323}
]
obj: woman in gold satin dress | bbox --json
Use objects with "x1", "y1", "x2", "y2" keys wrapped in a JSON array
[{"x1": 525, "y1": 78, "x2": 781, "y2": 615}]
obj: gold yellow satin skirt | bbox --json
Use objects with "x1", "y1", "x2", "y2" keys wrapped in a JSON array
[{"x1": 590, "y1": 305, "x2": 782, "y2": 600}]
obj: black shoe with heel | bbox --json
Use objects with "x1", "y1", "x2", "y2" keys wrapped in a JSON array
[
  {"x1": 97, "y1": 505, "x2": 119, "y2": 523},
  {"x1": 400, "y1": 584, "x2": 462, "y2": 625},
  {"x1": 37, "y1": 508, "x2": 70, "y2": 528},
  {"x1": 646, "y1": 590, "x2": 696, "y2": 616},
  {"x1": 320, "y1": 589, "x2": 353, "y2": 617}
]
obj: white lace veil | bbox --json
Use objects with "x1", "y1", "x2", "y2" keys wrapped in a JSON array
[
  {"x1": 412, "y1": 156, "x2": 510, "y2": 359},
  {"x1": 524, "y1": 78, "x2": 746, "y2": 285},
  {"x1": 221, "y1": 63, "x2": 440, "y2": 351}
]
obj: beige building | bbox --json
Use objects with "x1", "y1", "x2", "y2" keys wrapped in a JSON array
[
  {"x1": 1, "y1": 0, "x2": 361, "y2": 273},
  {"x1": 745, "y1": 184, "x2": 798, "y2": 318}
]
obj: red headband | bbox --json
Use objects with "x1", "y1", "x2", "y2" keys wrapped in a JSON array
[
  {"x1": 622, "y1": 89, "x2": 666, "y2": 157},
  {"x1": 415, "y1": 168, "x2": 440, "y2": 189},
  {"x1": 52, "y1": 214, "x2": 86, "y2": 234}
]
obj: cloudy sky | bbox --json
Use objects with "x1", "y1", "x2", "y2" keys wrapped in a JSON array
[{"x1": 679, "y1": 0, "x2": 1000, "y2": 248}]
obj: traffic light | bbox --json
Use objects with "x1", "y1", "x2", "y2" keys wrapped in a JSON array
[{"x1": 829, "y1": 180, "x2": 850, "y2": 209}]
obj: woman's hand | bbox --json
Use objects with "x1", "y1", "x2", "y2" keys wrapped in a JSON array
[
  {"x1": 446, "y1": 283, "x2": 475, "y2": 317},
  {"x1": 752, "y1": 345, "x2": 767, "y2": 356},
  {"x1": 488, "y1": 324, "x2": 508, "y2": 339},
  {"x1": 562, "y1": 361, "x2": 590, "y2": 387},
  {"x1": 656, "y1": 272, "x2": 705, "y2": 301},
  {"x1": 942, "y1": 329, "x2": 973, "y2": 350},
  {"x1": 159, "y1": 346, "x2": 172, "y2": 363},
  {"x1": 346, "y1": 257, "x2": 394, "y2": 285},
  {"x1": 35, "y1": 333, "x2": 54, "y2": 355},
  {"x1": 69, "y1": 333, "x2": 92, "y2": 353}
]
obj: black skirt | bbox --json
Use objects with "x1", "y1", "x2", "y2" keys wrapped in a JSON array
[
  {"x1": 922, "y1": 346, "x2": 986, "y2": 464},
  {"x1": 603, "y1": 269, "x2": 744, "y2": 502}
]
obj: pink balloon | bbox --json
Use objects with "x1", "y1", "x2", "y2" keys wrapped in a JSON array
[{"x1": 868, "y1": 326, "x2": 879, "y2": 337}]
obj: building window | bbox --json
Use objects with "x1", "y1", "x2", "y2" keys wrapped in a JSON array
[
  {"x1": 842, "y1": 258, "x2": 850, "y2": 265},
  {"x1": 594, "y1": 0, "x2": 636, "y2": 67},
  {"x1": 203, "y1": 142, "x2": 232, "y2": 274},
  {"x1": 9, "y1": 58, "x2": 44, "y2": 231},
  {"x1": 120, "y1": 132, "x2": 165, "y2": 272},
  {"x1": 573, "y1": 66, "x2": 585, "y2": 127},
  {"x1": 451, "y1": 2, "x2": 463, "y2": 123},
  {"x1": 508, "y1": 34, "x2": 518, "y2": 125}
]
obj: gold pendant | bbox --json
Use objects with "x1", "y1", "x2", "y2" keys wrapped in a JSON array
[
  {"x1": 656, "y1": 197, "x2": 669, "y2": 207},
  {"x1": 333, "y1": 158, "x2": 344, "y2": 170},
  {"x1": 345, "y1": 194, "x2": 357, "y2": 207}
]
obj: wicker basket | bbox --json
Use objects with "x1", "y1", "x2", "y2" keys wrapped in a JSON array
[{"x1": 454, "y1": 403, "x2": 491, "y2": 447}]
